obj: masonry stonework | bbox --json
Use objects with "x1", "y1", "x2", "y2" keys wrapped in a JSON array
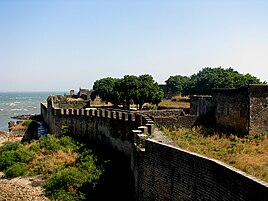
[
  {"x1": 138, "y1": 140, "x2": 268, "y2": 201},
  {"x1": 190, "y1": 85, "x2": 268, "y2": 135},
  {"x1": 190, "y1": 95, "x2": 214, "y2": 116},
  {"x1": 214, "y1": 87, "x2": 249, "y2": 133},
  {"x1": 141, "y1": 109, "x2": 198, "y2": 129},
  {"x1": 249, "y1": 85, "x2": 268, "y2": 134},
  {"x1": 41, "y1": 95, "x2": 268, "y2": 201}
]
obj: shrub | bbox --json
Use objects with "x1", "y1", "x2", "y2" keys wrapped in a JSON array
[
  {"x1": 16, "y1": 146, "x2": 37, "y2": 163},
  {"x1": 39, "y1": 134, "x2": 62, "y2": 152},
  {"x1": 0, "y1": 133, "x2": 107, "y2": 200},
  {"x1": 44, "y1": 167, "x2": 88, "y2": 200},
  {"x1": 4, "y1": 162, "x2": 27, "y2": 178},
  {"x1": 44, "y1": 150, "x2": 105, "y2": 200},
  {"x1": 0, "y1": 151, "x2": 19, "y2": 170},
  {"x1": 0, "y1": 142, "x2": 20, "y2": 154},
  {"x1": 49, "y1": 189, "x2": 85, "y2": 201},
  {"x1": 59, "y1": 136, "x2": 80, "y2": 152},
  {"x1": 61, "y1": 125, "x2": 70, "y2": 135},
  {"x1": 29, "y1": 143, "x2": 41, "y2": 152}
]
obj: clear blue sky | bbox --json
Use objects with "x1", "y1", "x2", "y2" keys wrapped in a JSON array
[{"x1": 1, "y1": 0, "x2": 268, "y2": 91}]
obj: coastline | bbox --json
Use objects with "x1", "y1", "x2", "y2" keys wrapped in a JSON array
[
  {"x1": 0, "y1": 113, "x2": 42, "y2": 145},
  {"x1": 0, "y1": 114, "x2": 50, "y2": 200},
  {"x1": 0, "y1": 91, "x2": 58, "y2": 132},
  {"x1": 0, "y1": 120, "x2": 25, "y2": 146}
]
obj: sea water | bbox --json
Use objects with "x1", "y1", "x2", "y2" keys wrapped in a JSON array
[{"x1": 0, "y1": 92, "x2": 62, "y2": 131}]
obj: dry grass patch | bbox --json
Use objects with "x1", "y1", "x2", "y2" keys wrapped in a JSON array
[
  {"x1": 28, "y1": 148, "x2": 78, "y2": 175},
  {"x1": 66, "y1": 97, "x2": 84, "y2": 102},
  {"x1": 159, "y1": 96, "x2": 190, "y2": 109},
  {"x1": 162, "y1": 127, "x2": 268, "y2": 183},
  {"x1": 10, "y1": 124, "x2": 25, "y2": 131}
]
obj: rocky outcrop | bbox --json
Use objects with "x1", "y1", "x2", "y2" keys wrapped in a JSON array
[{"x1": 21, "y1": 121, "x2": 39, "y2": 142}]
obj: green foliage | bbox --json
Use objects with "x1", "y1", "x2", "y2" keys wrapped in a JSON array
[
  {"x1": 16, "y1": 145, "x2": 37, "y2": 163},
  {"x1": 61, "y1": 125, "x2": 70, "y2": 135},
  {"x1": 0, "y1": 143, "x2": 37, "y2": 176},
  {"x1": 92, "y1": 77, "x2": 121, "y2": 105},
  {"x1": 39, "y1": 134, "x2": 63, "y2": 152},
  {"x1": 44, "y1": 167, "x2": 87, "y2": 198},
  {"x1": 166, "y1": 67, "x2": 264, "y2": 96},
  {"x1": 0, "y1": 134, "x2": 107, "y2": 200},
  {"x1": 44, "y1": 152, "x2": 104, "y2": 200},
  {"x1": 165, "y1": 75, "x2": 190, "y2": 94},
  {"x1": 92, "y1": 74, "x2": 164, "y2": 109},
  {"x1": 186, "y1": 67, "x2": 263, "y2": 95},
  {"x1": 59, "y1": 135, "x2": 80, "y2": 151},
  {"x1": 39, "y1": 134, "x2": 81, "y2": 154},
  {"x1": 22, "y1": 120, "x2": 33, "y2": 129},
  {"x1": 47, "y1": 189, "x2": 86, "y2": 201},
  {"x1": 4, "y1": 162, "x2": 27, "y2": 178},
  {"x1": 29, "y1": 143, "x2": 41, "y2": 152},
  {"x1": 0, "y1": 141, "x2": 21, "y2": 154},
  {"x1": 0, "y1": 151, "x2": 19, "y2": 170},
  {"x1": 254, "y1": 131, "x2": 268, "y2": 140}
]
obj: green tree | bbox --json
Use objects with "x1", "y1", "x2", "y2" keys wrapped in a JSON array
[
  {"x1": 119, "y1": 75, "x2": 140, "y2": 109},
  {"x1": 234, "y1": 73, "x2": 263, "y2": 88},
  {"x1": 186, "y1": 67, "x2": 263, "y2": 95},
  {"x1": 165, "y1": 75, "x2": 190, "y2": 95},
  {"x1": 91, "y1": 74, "x2": 164, "y2": 109},
  {"x1": 91, "y1": 77, "x2": 120, "y2": 104},
  {"x1": 135, "y1": 74, "x2": 164, "y2": 109}
]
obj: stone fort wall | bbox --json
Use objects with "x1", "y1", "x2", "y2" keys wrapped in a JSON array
[
  {"x1": 138, "y1": 140, "x2": 268, "y2": 201},
  {"x1": 249, "y1": 85, "x2": 268, "y2": 135},
  {"x1": 213, "y1": 87, "x2": 249, "y2": 133},
  {"x1": 41, "y1": 97, "x2": 268, "y2": 201}
]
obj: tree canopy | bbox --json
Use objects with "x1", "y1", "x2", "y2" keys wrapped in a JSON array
[
  {"x1": 165, "y1": 75, "x2": 190, "y2": 94},
  {"x1": 165, "y1": 67, "x2": 264, "y2": 95},
  {"x1": 91, "y1": 74, "x2": 164, "y2": 109}
]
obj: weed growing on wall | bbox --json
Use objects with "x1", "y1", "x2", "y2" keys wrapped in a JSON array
[{"x1": 0, "y1": 134, "x2": 108, "y2": 200}]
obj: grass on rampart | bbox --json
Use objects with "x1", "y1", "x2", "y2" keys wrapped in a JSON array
[
  {"x1": 161, "y1": 126, "x2": 268, "y2": 183},
  {"x1": 158, "y1": 96, "x2": 190, "y2": 109},
  {"x1": 0, "y1": 134, "x2": 108, "y2": 200},
  {"x1": 90, "y1": 95, "x2": 190, "y2": 109}
]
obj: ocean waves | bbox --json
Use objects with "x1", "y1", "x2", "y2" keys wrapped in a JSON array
[
  {"x1": 0, "y1": 92, "x2": 58, "y2": 131},
  {"x1": 10, "y1": 109, "x2": 28, "y2": 111}
]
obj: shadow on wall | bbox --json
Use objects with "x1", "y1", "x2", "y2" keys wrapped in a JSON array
[{"x1": 74, "y1": 137, "x2": 134, "y2": 201}]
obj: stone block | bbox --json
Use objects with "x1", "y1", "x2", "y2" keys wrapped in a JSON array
[
  {"x1": 70, "y1": 109, "x2": 74, "y2": 115},
  {"x1": 90, "y1": 109, "x2": 95, "y2": 116},
  {"x1": 145, "y1": 123, "x2": 154, "y2": 135},
  {"x1": 116, "y1": 112, "x2": 122, "y2": 120},
  {"x1": 81, "y1": 109, "x2": 85, "y2": 115},
  {"x1": 95, "y1": 110, "x2": 99, "y2": 117},
  {"x1": 138, "y1": 126, "x2": 148, "y2": 133},
  {"x1": 122, "y1": 112, "x2": 128, "y2": 121},
  {"x1": 106, "y1": 110, "x2": 111, "y2": 118},
  {"x1": 112, "y1": 111, "x2": 116, "y2": 119}
]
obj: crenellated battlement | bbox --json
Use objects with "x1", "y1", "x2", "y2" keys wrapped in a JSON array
[
  {"x1": 43, "y1": 96, "x2": 150, "y2": 122},
  {"x1": 40, "y1": 95, "x2": 268, "y2": 200},
  {"x1": 41, "y1": 96, "x2": 155, "y2": 139},
  {"x1": 48, "y1": 105, "x2": 146, "y2": 123}
]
